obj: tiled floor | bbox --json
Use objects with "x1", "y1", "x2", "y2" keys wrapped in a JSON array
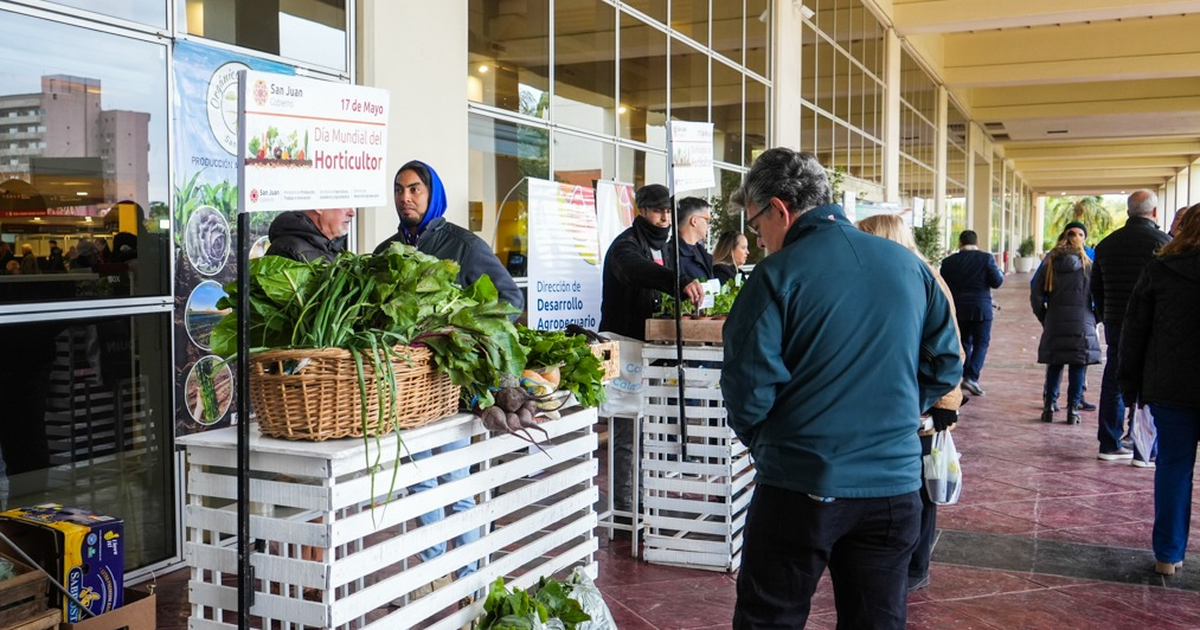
[{"x1": 148, "y1": 274, "x2": 1200, "y2": 628}]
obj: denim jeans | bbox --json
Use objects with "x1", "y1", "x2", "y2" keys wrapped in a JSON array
[
  {"x1": 1151, "y1": 404, "x2": 1200, "y2": 564},
  {"x1": 1044, "y1": 364, "x2": 1086, "y2": 409},
  {"x1": 1098, "y1": 323, "x2": 1127, "y2": 453},
  {"x1": 958, "y1": 318, "x2": 993, "y2": 383},
  {"x1": 733, "y1": 484, "x2": 920, "y2": 630},
  {"x1": 408, "y1": 438, "x2": 480, "y2": 578}
]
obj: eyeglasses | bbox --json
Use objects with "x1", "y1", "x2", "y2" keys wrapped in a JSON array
[
  {"x1": 745, "y1": 204, "x2": 771, "y2": 236},
  {"x1": 696, "y1": 215, "x2": 712, "y2": 222}
]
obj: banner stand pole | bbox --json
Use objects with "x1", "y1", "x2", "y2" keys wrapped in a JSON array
[
  {"x1": 236, "y1": 212, "x2": 253, "y2": 629},
  {"x1": 665, "y1": 134, "x2": 688, "y2": 463}
]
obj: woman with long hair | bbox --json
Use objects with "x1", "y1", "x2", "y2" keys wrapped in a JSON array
[
  {"x1": 1030, "y1": 227, "x2": 1102, "y2": 424},
  {"x1": 1119, "y1": 207, "x2": 1200, "y2": 575},
  {"x1": 712, "y1": 230, "x2": 749, "y2": 284},
  {"x1": 856, "y1": 213, "x2": 964, "y2": 592}
]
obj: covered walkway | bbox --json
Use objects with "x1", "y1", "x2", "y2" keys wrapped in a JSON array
[{"x1": 151, "y1": 271, "x2": 1200, "y2": 628}]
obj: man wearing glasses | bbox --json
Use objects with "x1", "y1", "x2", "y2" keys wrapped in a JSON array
[
  {"x1": 665, "y1": 196, "x2": 716, "y2": 283},
  {"x1": 722, "y1": 149, "x2": 962, "y2": 630},
  {"x1": 599, "y1": 183, "x2": 705, "y2": 516}
]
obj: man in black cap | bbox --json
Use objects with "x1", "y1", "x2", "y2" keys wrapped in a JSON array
[
  {"x1": 1091, "y1": 190, "x2": 1171, "y2": 464},
  {"x1": 599, "y1": 183, "x2": 704, "y2": 516}
]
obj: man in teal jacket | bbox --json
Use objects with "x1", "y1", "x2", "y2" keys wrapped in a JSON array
[{"x1": 722, "y1": 148, "x2": 962, "y2": 630}]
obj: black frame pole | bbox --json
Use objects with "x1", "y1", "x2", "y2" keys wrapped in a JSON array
[
  {"x1": 236, "y1": 210, "x2": 253, "y2": 627},
  {"x1": 665, "y1": 133, "x2": 689, "y2": 463}
]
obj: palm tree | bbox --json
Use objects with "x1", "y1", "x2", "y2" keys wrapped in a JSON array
[{"x1": 1046, "y1": 195, "x2": 1113, "y2": 244}]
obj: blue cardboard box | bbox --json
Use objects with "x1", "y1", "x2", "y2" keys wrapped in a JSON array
[{"x1": 0, "y1": 503, "x2": 123, "y2": 621}]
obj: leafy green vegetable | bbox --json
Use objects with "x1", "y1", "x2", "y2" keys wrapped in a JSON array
[
  {"x1": 709, "y1": 277, "x2": 743, "y2": 316},
  {"x1": 518, "y1": 327, "x2": 606, "y2": 408},
  {"x1": 478, "y1": 576, "x2": 591, "y2": 630}
]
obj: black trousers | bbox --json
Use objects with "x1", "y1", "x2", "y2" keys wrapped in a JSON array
[
  {"x1": 733, "y1": 483, "x2": 921, "y2": 630},
  {"x1": 908, "y1": 433, "x2": 937, "y2": 583}
]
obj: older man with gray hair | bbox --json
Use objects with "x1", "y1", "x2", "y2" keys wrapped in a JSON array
[
  {"x1": 721, "y1": 148, "x2": 962, "y2": 629},
  {"x1": 1091, "y1": 189, "x2": 1172, "y2": 464}
]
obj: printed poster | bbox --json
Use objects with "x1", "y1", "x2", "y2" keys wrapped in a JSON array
[
  {"x1": 668, "y1": 121, "x2": 715, "y2": 193},
  {"x1": 237, "y1": 70, "x2": 390, "y2": 212},
  {"x1": 594, "y1": 179, "x2": 635, "y2": 265},
  {"x1": 172, "y1": 40, "x2": 294, "y2": 436},
  {"x1": 527, "y1": 178, "x2": 602, "y2": 331}
]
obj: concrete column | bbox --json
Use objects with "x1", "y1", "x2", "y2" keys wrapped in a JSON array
[
  {"x1": 772, "y1": 0, "x2": 803, "y2": 150},
  {"x1": 884, "y1": 29, "x2": 901, "y2": 203},
  {"x1": 934, "y1": 85, "x2": 948, "y2": 250},
  {"x1": 355, "y1": 0, "x2": 468, "y2": 253}
]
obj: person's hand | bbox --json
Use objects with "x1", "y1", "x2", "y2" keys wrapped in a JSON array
[
  {"x1": 684, "y1": 280, "x2": 704, "y2": 308},
  {"x1": 930, "y1": 408, "x2": 957, "y2": 432}
]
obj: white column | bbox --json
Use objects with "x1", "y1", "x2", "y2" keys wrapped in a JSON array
[
  {"x1": 884, "y1": 29, "x2": 901, "y2": 203},
  {"x1": 355, "y1": 0, "x2": 469, "y2": 253},
  {"x1": 935, "y1": 85, "x2": 948, "y2": 250},
  {"x1": 772, "y1": 0, "x2": 804, "y2": 150}
]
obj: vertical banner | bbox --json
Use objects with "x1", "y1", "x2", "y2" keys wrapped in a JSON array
[
  {"x1": 237, "y1": 70, "x2": 390, "y2": 212},
  {"x1": 594, "y1": 179, "x2": 635, "y2": 265},
  {"x1": 668, "y1": 121, "x2": 715, "y2": 192},
  {"x1": 171, "y1": 41, "x2": 293, "y2": 436},
  {"x1": 527, "y1": 179, "x2": 602, "y2": 331}
]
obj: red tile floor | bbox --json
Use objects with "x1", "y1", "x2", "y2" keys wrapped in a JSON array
[{"x1": 149, "y1": 274, "x2": 1200, "y2": 628}]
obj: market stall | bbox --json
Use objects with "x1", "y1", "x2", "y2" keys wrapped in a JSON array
[{"x1": 178, "y1": 406, "x2": 598, "y2": 630}]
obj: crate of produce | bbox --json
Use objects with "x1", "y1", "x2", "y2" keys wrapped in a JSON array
[
  {"x1": 644, "y1": 318, "x2": 724, "y2": 344},
  {"x1": 639, "y1": 343, "x2": 755, "y2": 572},
  {"x1": 0, "y1": 552, "x2": 53, "y2": 630}
]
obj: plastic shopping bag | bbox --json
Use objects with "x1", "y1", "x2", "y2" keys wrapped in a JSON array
[
  {"x1": 1130, "y1": 404, "x2": 1157, "y2": 465},
  {"x1": 600, "y1": 333, "x2": 644, "y2": 418},
  {"x1": 924, "y1": 430, "x2": 962, "y2": 505}
]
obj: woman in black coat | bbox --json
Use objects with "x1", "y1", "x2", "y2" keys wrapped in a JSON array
[
  {"x1": 1031, "y1": 230, "x2": 1102, "y2": 424},
  {"x1": 1118, "y1": 207, "x2": 1200, "y2": 576}
]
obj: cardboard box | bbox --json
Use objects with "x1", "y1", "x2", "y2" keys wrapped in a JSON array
[
  {"x1": 58, "y1": 588, "x2": 154, "y2": 630},
  {"x1": 0, "y1": 505, "x2": 123, "y2": 622}
]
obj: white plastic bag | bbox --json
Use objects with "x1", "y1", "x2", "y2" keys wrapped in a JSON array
[
  {"x1": 924, "y1": 430, "x2": 962, "y2": 506},
  {"x1": 1131, "y1": 404, "x2": 1157, "y2": 464},
  {"x1": 600, "y1": 333, "x2": 644, "y2": 417}
]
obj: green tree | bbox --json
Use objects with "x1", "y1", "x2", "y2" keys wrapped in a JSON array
[{"x1": 1045, "y1": 195, "x2": 1118, "y2": 244}]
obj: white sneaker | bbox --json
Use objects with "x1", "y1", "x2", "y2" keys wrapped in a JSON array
[
  {"x1": 1131, "y1": 458, "x2": 1156, "y2": 469},
  {"x1": 1097, "y1": 448, "x2": 1134, "y2": 461}
]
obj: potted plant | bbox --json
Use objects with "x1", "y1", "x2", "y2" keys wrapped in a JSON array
[{"x1": 1014, "y1": 237, "x2": 1037, "y2": 273}]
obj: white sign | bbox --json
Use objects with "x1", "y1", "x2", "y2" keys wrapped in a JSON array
[
  {"x1": 527, "y1": 179, "x2": 603, "y2": 332},
  {"x1": 668, "y1": 121, "x2": 715, "y2": 192},
  {"x1": 237, "y1": 70, "x2": 390, "y2": 212}
]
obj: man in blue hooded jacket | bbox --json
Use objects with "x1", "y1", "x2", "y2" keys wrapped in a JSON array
[
  {"x1": 722, "y1": 148, "x2": 962, "y2": 630},
  {"x1": 375, "y1": 160, "x2": 522, "y2": 605}
]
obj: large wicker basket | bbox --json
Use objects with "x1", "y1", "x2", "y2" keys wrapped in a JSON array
[{"x1": 248, "y1": 345, "x2": 460, "y2": 441}]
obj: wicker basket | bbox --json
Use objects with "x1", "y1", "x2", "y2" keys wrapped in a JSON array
[
  {"x1": 248, "y1": 345, "x2": 460, "y2": 441},
  {"x1": 590, "y1": 341, "x2": 620, "y2": 381}
]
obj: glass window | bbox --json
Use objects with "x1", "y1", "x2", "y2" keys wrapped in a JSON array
[
  {"x1": 553, "y1": 0, "x2": 616, "y2": 135},
  {"x1": 624, "y1": 0, "x2": 667, "y2": 23},
  {"x1": 618, "y1": 12, "x2": 668, "y2": 147},
  {"x1": 469, "y1": 114, "x2": 549, "y2": 277},
  {"x1": 0, "y1": 11, "x2": 170, "y2": 304},
  {"x1": 672, "y1": 0, "x2": 709, "y2": 46},
  {"x1": 182, "y1": 0, "x2": 347, "y2": 70},
  {"x1": 468, "y1": 0, "x2": 550, "y2": 117},
  {"x1": 670, "y1": 38, "x2": 708, "y2": 124},
  {"x1": 553, "y1": 131, "x2": 615, "y2": 186},
  {"x1": 746, "y1": 0, "x2": 769, "y2": 77},
  {"x1": 712, "y1": 0, "x2": 743, "y2": 66},
  {"x1": 0, "y1": 312, "x2": 176, "y2": 569},
  {"x1": 745, "y1": 77, "x2": 767, "y2": 165},
  {"x1": 51, "y1": 0, "x2": 167, "y2": 28},
  {"x1": 711, "y1": 61, "x2": 742, "y2": 165},
  {"x1": 617, "y1": 146, "x2": 669, "y2": 191}
]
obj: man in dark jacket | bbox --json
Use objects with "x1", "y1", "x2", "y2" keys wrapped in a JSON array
[
  {"x1": 722, "y1": 148, "x2": 962, "y2": 630},
  {"x1": 599, "y1": 183, "x2": 704, "y2": 514},
  {"x1": 1091, "y1": 189, "x2": 1171, "y2": 462},
  {"x1": 664, "y1": 196, "x2": 716, "y2": 282},
  {"x1": 940, "y1": 229, "x2": 1004, "y2": 396},
  {"x1": 374, "y1": 159, "x2": 523, "y2": 311},
  {"x1": 265, "y1": 208, "x2": 354, "y2": 262}
]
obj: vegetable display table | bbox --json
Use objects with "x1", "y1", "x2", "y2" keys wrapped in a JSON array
[
  {"x1": 640, "y1": 341, "x2": 755, "y2": 572},
  {"x1": 178, "y1": 407, "x2": 598, "y2": 630}
]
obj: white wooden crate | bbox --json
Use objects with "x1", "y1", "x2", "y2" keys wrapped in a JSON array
[
  {"x1": 640, "y1": 343, "x2": 755, "y2": 573},
  {"x1": 178, "y1": 407, "x2": 598, "y2": 630}
]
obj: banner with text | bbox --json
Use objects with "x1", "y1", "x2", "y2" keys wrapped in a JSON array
[
  {"x1": 594, "y1": 179, "x2": 635, "y2": 266},
  {"x1": 668, "y1": 121, "x2": 715, "y2": 193},
  {"x1": 527, "y1": 178, "x2": 602, "y2": 331},
  {"x1": 237, "y1": 70, "x2": 390, "y2": 212}
]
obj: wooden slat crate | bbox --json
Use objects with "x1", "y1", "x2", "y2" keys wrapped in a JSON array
[
  {"x1": 644, "y1": 318, "x2": 724, "y2": 344},
  {"x1": 178, "y1": 407, "x2": 598, "y2": 630},
  {"x1": 0, "y1": 552, "x2": 52, "y2": 630},
  {"x1": 640, "y1": 343, "x2": 755, "y2": 573}
]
